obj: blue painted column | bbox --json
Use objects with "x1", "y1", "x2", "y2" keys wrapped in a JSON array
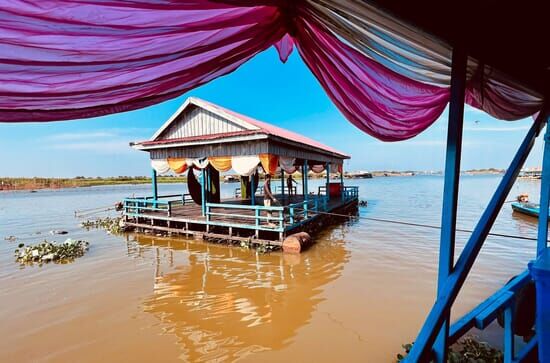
[
  {"x1": 326, "y1": 162, "x2": 330, "y2": 196},
  {"x1": 537, "y1": 120, "x2": 550, "y2": 256},
  {"x1": 434, "y1": 46, "x2": 467, "y2": 363},
  {"x1": 340, "y1": 163, "x2": 344, "y2": 201},
  {"x1": 152, "y1": 169, "x2": 158, "y2": 203},
  {"x1": 281, "y1": 168, "x2": 285, "y2": 199},
  {"x1": 250, "y1": 168, "x2": 256, "y2": 206},
  {"x1": 304, "y1": 160, "x2": 309, "y2": 201},
  {"x1": 200, "y1": 169, "x2": 206, "y2": 216}
]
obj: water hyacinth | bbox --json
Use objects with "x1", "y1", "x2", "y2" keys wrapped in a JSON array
[
  {"x1": 80, "y1": 216, "x2": 124, "y2": 234},
  {"x1": 14, "y1": 239, "x2": 89, "y2": 265}
]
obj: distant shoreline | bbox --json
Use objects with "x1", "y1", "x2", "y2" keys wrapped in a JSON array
[
  {"x1": 0, "y1": 176, "x2": 186, "y2": 192},
  {"x1": 1, "y1": 170, "x2": 511, "y2": 192}
]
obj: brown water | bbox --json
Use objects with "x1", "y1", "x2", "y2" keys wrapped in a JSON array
[{"x1": 0, "y1": 176, "x2": 543, "y2": 362}]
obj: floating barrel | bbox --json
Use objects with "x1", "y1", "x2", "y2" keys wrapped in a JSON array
[{"x1": 282, "y1": 232, "x2": 313, "y2": 254}]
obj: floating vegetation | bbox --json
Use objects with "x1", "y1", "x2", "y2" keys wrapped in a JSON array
[
  {"x1": 80, "y1": 216, "x2": 124, "y2": 234},
  {"x1": 397, "y1": 336, "x2": 503, "y2": 363},
  {"x1": 15, "y1": 239, "x2": 89, "y2": 265}
]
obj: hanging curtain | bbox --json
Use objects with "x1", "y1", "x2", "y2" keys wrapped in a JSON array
[
  {"x1": 190, "y1": 158, "x2": 209, "y2": 169},
  {"x1": 259, "y1": 153, "x2": 279, "y2": 175},
  {"x1": 207, "y1": 165, "x2": 221, "y2": 203},
  {"x1": 187, "y1": 168, "x2": 203, "y2": 206},
  {"x1": 0, "y1": 0, "x2": 543, "y2": 141},
  {"x1": 279, "y1": 156, "x2": 297, "y2": 174},
  {"x1": 208, "y1": 156, "x2": 233, "y2": 172},
  {"x1": 310, "y1": 164, "x2": 326, "y2": 173},
  {"x1": 240, "y1": 176, "x2": 251, "y2": 199},
  {"x1": 337, "y1": 163, "x2": 343, "y2": 174},
  {"x1": 232, "y1": 155, "x2": 260, "y2": 176},
  {"x1": 167, "y1": 157, "x2": 188, "y2": 174},
  {"x1": 151, "y1": 159, "x2": 170, "y2": 174}
]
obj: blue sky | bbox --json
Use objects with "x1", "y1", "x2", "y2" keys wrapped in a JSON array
[{"x1": 0, "y1": 47, "x2": 543, "y2": 177}]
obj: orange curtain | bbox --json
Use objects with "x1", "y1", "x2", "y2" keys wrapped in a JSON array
[
  {"x1": 208, "y1": 156, "x2": 232, "y2": 172},
  {"x1": 259, "y1": 153, "x2": 279, "y2": 175},
  {"x1": 167, "y1": 157, "x2": 188, "y2": 174}
]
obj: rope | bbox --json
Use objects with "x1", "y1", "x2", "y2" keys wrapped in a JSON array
[
  {"x1": 74, "y1": 206, "x2": 117, "y2": 218},
  {"x1": 284, "y1": 205, "x2": 544, "y2": 243}
]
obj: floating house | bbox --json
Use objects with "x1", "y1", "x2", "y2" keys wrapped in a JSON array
[{"x1": 124, "y1": 98, "x2": 358, "y2": 246}]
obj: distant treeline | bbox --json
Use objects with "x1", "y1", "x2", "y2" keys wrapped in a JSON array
[{"x1": 0, "y1": 176, "x2": 185, "y2": 191}]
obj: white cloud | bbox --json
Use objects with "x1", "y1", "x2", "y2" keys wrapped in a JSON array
[
  {"x1": 42, "y1": 128, "x2": 151, "y2": 154},
  {"x1": 50, "y1": 141, "x2": 131, "y2": 153}
]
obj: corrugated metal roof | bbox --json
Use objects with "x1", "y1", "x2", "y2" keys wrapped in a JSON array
[{"x1": 135, "y1": 97, "x2": 350, "y2": 159}]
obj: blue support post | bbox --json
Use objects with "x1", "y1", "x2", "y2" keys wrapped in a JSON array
[
  {"x1": 151, "y1": 169, "x2": 158, "y2": 207},
  {"x1": 304, "y1": 160, "x2": 309, "y2": 200},
  {"x1": 251, "y1": 169, "x2": 256, "y2": 206},
  {"x1": 326, "y1": 162, "x2": 330, "y2": 197},
  {"x1": 406, "y1": 113, "x2": 546, "y2": 362},
  {"x1": 434, "y1": 47, "x2": 467, "y2": 363},
  {"x1": 281, "y1": 168, "x2": 285, "y2": 200},
  {"x1": 340, "y1": 164, "x2": 344, "y2": 201},
  {"x1": 537, "y1": 122, "x2": 550, "y2": 256},
  {"x1": 200, "y1": 169, "x2": 206, "y2": 216}
]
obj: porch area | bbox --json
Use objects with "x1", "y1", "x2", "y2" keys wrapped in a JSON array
[{"x1": 123, "y1": 185, "x2": 359, "y2": 243}]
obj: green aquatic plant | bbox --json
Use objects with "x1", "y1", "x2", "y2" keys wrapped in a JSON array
[
  {"x1": 80, "y1": 216, "x2": 124, "y2": 234},
  {"x1": 397, "y1": 336, "x2": 503, "y2": 363},
  {"x1": 14, "y1": 239, "x2": 89, "y2": 265}
]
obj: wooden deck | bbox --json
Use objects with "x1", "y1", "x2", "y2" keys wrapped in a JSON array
[{"x1": 123, "y1": 187, "x2": 359, "y2": 243}]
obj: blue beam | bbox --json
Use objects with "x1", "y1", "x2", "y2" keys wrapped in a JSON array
[
  {"x1": 281, "y1": 168, "x2": 285, "y2": 199},
  {"x1": 200, "y1": 169, "x2": 206, "y2": 216},
  {"x1": 151, "y1": 169, "x2": 158, "y2": 208},
  {"x1": 538, "y1": 122, "x2": 550, "y2": 256},
  {"x1": 406, "y1": 113, "x2": 546, "y2": 362},
  {"x1": 326, "y1": 162, "x2": 331, "y2": 196},
  {"x1": 304, "y1": 160, "x2": 309, "y2": 201},
  {"x1": 250, "y1": 169, "x2": 256, "y2": 206},
  {"x1": 340, "y1": 164, "x2": 344, "y2": 201},
  {"x1": 434, "y1": 47, "x2": 467, "y2": 363}
]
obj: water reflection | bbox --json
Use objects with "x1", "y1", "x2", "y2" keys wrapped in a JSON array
[{"x1": 130, "y1": 233, "x2": 349, "y2": 362}]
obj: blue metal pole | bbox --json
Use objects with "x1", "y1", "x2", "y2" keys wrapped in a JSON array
[
  {"x1": 406, "y1": 113, "x2": 546, "y2": 362},
  {"x1": 200, "y1": 169, "x2": 206, "y2": 216},
  {"x1": 326, "y1": 162, "x2": 330, "y2": 196},
  {"x1": 251, "y1": 169, "x2": 256, "y2": 206},
  {"x1": 151, "y1": 169, "x2": 158, "y2": 205},
  {"x1": 340, "y1": 164, "x2": 344, "y2": 201},
  {"x1": 537, "y1": 121, "x2": 550, "y2": 256},
  {"x1": 281, "y1": 168, "x2": 285, "y2": 200},
  {"x1": 304, "y1": 160, "x2": 309, "y2": 201},
  {"x1": 434, "y1": 47, "x2": 467, "y2": 363}
]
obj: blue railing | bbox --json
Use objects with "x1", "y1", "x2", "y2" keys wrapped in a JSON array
[
  {"x1": 205, "y1": 202, "x2": 285, "y2": 232},
  {"x1": 123, "y1": 193, "x2": 192, "y2": 217},
  {"x1": 342, "y1": 186, "x2": 359, "y2": 202}
]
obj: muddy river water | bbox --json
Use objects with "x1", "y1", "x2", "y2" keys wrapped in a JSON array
[{"x1": 0, "y1": 176, "x2": 543, "y2": 362}]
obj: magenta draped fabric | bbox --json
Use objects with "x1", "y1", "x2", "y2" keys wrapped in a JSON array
[{"x1": 0, "y1": 0, "x2": 543, "y2": 141}]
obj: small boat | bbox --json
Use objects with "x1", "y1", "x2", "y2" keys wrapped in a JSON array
[{"x1": 511, "y1": 202, "x2": 548, "y2": 218}]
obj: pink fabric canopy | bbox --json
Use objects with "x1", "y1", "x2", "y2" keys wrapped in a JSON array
[{"x1": 0, "y1": 0, "x2": 543, "y2": 141}]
